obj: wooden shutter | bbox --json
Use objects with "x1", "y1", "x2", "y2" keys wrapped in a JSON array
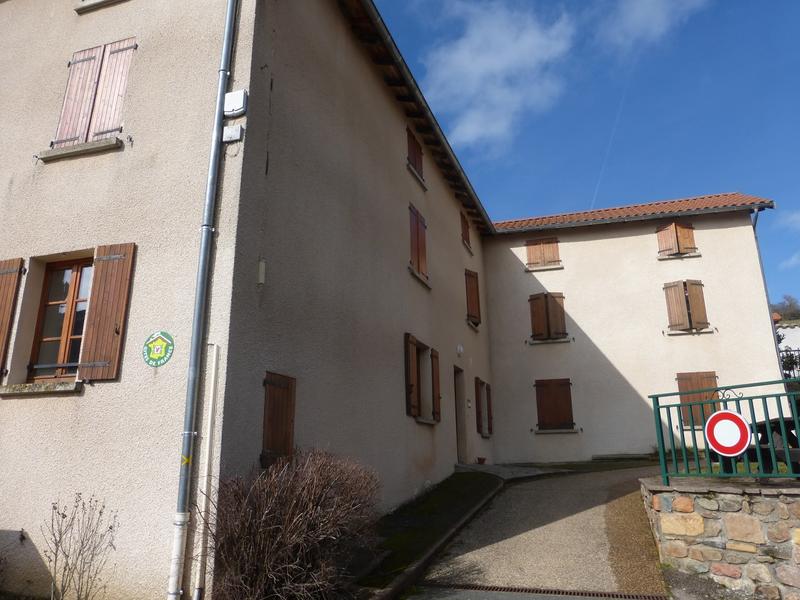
[
  {"x1": 53, "y1": 45, "x2": 104, "y2": 148},
  {"x1": 417, "y1": 213, "x2": 428, "y2": 278},
  {"x1": 535, "y1": 379, "x2": 574, "y2": 430},
  {"x1": 541, "y1": 238, "x2": 560, "y2": 265},
  {"x1": 465, "y1": 270, "x2": 481, "y2": 325},
  {"x1": 461, "y1": 213, "x2": 470, "y2": 247},
  {"x1": 529, "y1": 293, "x2": 548, "y2": 339},
  {"x1": 0, "y1": 258, "x2": 24, "y2": 376},
  {"x1": 676, "y1": 223, "x2": 697, "y2": 254},
  {"x1": 88, "y1": 38, "x2": 136, "y2": 142},
  {"x1": 431, "y1": 348, "x2": 441, "y2": 422},
  {"x1": 656, "y1": 223, "x2": 679, "y2": 256},
  {"x1": 525, "y1": 241, "x2": 543, "y2": 267},
  {"x1": 663, "y1": 281, "x2": 690, "y2": 331},
  {"x1": 79, "y1": 243, "x2": 136, "y2": 381},
  {"x1": 407, "y1": 128, "x2": 423, "y2": 176},
  {"x1": 486, "y1": 383, "x2": 493, "y2": 435},
  {"x1": 686, "y1": 280, "x2": 709, "y2": 330},
  {"x1": 677, "y1": 371, "x2": 718, "y2": 426},
  {"x1": 547, "y1": 293, "x2": 567, "y2": 338},
  {"x1": 404, "y1": 333, "x2": 420, "y2": 417},
  {"x1": 409, "y1": 206, "x2": 419, "y2": 273},
  {"x1": 262, "y1": 371, "x2": 296, "y2": 465},
  {"x1": 475, "y1": 377, "x2": 484, "y2": 435}
]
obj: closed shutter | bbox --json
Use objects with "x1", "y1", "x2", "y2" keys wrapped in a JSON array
[
  {"x1": 262, "y1": 371, "x2": 296, "y2": 465},
  {"x1": 541, "y1": 238, "x2": 560, "y2": 265},
  {"x1": 676, "y1": 223, "x2": 697, "y2": 254},
  {"x1": 547, "y1": 293, "x2": 567, "y2": 338},
  {"x1": 418, "y1": 213, "x2": 428, "y2": 278},
  {"x1": 475, "y1": 377, "x2": 483, "y2": 435},
  {"x1": 465, "y1": 270, "x2": 481, "y2": 325},
  {"x1": 526, "y1": 239, "x2": 559, "y2": 267},
  {"x1": 409, "y1": 207, "x2": 419, "y2": 273},
  {"x1": 529, "y1": 293, "x2": 548, "y2": 339},
  {"x1": 88, "y1": 38, "x2": 136, "y2": 142},
  {"x1": 461, "y1": 212, "x2": 470, "y2": 247},
  {"x1": 407, "y1": 128, "x2": 423, "y2": 176},
  {"x1": 686, "y1": 280, "x2": 709, "y2": 329},
  {"x1": 404, "y1": 333, "x2": 420, "y2": 417},
  {"x1": 52, "y1": 46, "x2": 104, "y2": 148},
  {"x1": 677, "y1": 371, "x2": 718, "y2": 427},
  {"x1": 525, "y1": 241, "x2": 543, "y2": 267},
  {"x1": 536, "y1": 378, "x2": 574, "y2": 430},
  {"x1": 486, "y1": 383, "x2": 493, "y2": 435},
  {"x1": 656, "y1": 223, "x2": 679, "y2": 256},
  {"x1": 79, "y1": 243, "x2": 136, "y2": 381},
  {"x1": 0, "y1": 258, "x2": 24, "y2": 376},
  {"x1": 431, "y1": 348, "x2": 441, "y2": 422},
  {"x1": 663, "y1": 281, "x2": 690, "y2": 331}
]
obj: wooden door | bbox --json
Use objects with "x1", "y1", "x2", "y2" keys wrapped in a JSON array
[{"x1": 262, "y1": 371, "x2": 296, "y2": 467}]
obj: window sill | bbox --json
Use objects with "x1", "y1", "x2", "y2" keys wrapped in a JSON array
[
  {"x1": 658, "y1": 252, "x2": 701, "y2": 261},
  {"x1": 415, "y1": 417, "x2": 438, "y2": 426},
  {"x1": 74, "y1": 0, "x2": 129, "y2": 14},
  {"x1": 466, "y1": 319, "x2": 480, "y2": 333},
  {"x1": 535, "y1": 428, "x2": 579, "y2": 435},
  {"x1": 462, "y1": 239, "x2": 474, "y2": 255},
  {"x1": 480, "y1": 433, "x2": 492, "y2": 439},
  {"x1": 525, "y1": 263, "x2": 564, "y2": 272},
  {"x1": 0, "y1": 381, "x2": 83, "y2": 397},
  {"x1": 406, "y1": 162, "x2": 427, "y2": 191},
  {"x1": 665, "y1": 328, "x2": 714, "y2": 336},
  {"x1": 408, "y1": 265, "x2": 431, "y2": 290},
  {"x1": 38, "y1": 137, "x2": 123, "y2": 163},
  {"x1": 527, "y1": 336, "x2": 571, "y2": 345}
]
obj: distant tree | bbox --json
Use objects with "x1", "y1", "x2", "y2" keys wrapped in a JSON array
[{"x1": 771, "y1": 294, "x2": 800, "y2": 320}]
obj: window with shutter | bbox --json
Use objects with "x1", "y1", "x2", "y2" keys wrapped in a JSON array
[
  {"x1": 465, "y1": 270, "x2": 481, "y2": 326},
  {"x1": 404, "y1": 333, "x2": 420, "y2": 417},
  {"x1": 475, "y1": 377, "x2": 491, "y2": 436},
  {"x1": 535, "y1": 379, "x2": 574, "y2": 430},
  {"x1": 461, "y1": 212, "x2": 471, "y2": 249},
  {"x1": 407, "y1": 128, "x2": 423, "y2": 178},
  {"x1": 261, "y1": 371, "x2": 296, "y2": 467},
  {"x1": 529, "y1": 292, "x2": 567, "y2": 340},
  {"x1": 676, "y1": 371, "x2": 719, "y2": 428},
  {"x1": 409, "y1": 205, "x2": 428, "y2": 280},
  {"x1": 404, "y1": 333, "x2": 439, "y2": 424},
  {"x1": 486, "y1": 383, "x2": 493, "y2": 435},
  {"x1": 656, "y1": 222, "x2": 697, "y2": 257},
  {"x1": 431, "y1": 349, "x2": 441, "y2": 422},
  {"x1": 663, "y1": 280, "x2": 709, "y2": 332},
  {"x1": 0, "y1": 258, "x2": 24, "y2": 378},
  {"x1": 525, "y1": 238, "x2": 561, "y2": 269}
]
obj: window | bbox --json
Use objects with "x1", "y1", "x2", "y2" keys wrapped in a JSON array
[
  {"x1": 261, "y1": 371, "x2": 296, "y2": 467},
  {"x1": 465, "y1": 270, "x2": 481, "y2": 327},
  {"x1": 656, "y1": 222, "x2": 697, "y2": 257},
  {"x1": 663, "y1": 280, "x2": 709, "y2": 331},
  {"x1": 529, "y1": 292, "x2": 567, "y2": 340},
  {"x1": 404, "y1": 334, "x2": 441, "y2": 423},
  {"x1": 461, "y1": 212, "x2": 471, "y2": 248},
  {"x1": 535, "y1": 379, "x2": 574, "y2": 430},
  {"x1": 676, "y1": 371, "x2": 719, "y2": 427},
  {"x1": 27, "y1": 244, "x2": 135, "y2": 382},
  {"x1": 0, "y1": 259, "x2": 25, "y2": 378},
  {"x1": 409, "y1": 205, "x2": 428, "y2": 280},
  {"x1": 51, "y1": 38, "x2": 137, "y2": 149},
  {"x1": 525, "y1": 238, "x2": 560, "y2": 269},
  {"x1": 475, "y1": 377, "x2": 493, "y2": 437},
  {"x1": 407, "y1": 128, "x2": 423, "y2": 178}
]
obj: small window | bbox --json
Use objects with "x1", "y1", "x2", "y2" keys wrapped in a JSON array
[
  {"x1": 676, "y1": 371, "x2": 719, "y2": 428},
  {"x1": 656, "y1": 222, "x2": 697, "y2": 257},
  {"x1": 461, "y1": 212, "x2": 471, "y2": 248},
  {"x1": 465, "y1": 270, "x2": 481, "y2": 327},
  {"x1": 409, "y1": 205, "x2": 428, "y2": 279},
  {"x1": 475, "y1": 377, "x2": 493, "y2": 437},
  {"x1": 663, "y1": 280, "x2": 709, "y2": 331},
  {"x1": 407, "y1": 128, "x2": 423, "y2": 178},
  {"x1": 525, "y1": 238, "x2": 560, "y2": 269},
  {"x1": 535, "y1": 379, "x2": 574, "y2": 430},
  {"x1": 261, "y1": 371, "x2": 296, "y2": 467},
  {"x1": 529, "y1": 292, "x2": 567, "y2": 340},
  {"x1": 404, "y1": 334, "x2": 441, "y2": 423}
]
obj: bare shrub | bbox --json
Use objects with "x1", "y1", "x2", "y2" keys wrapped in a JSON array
[
  {"x1": 42, "y1": 494, "x2": 118, "y2": 600},
  {"x1": 209, "y1": 449, "x2": 379, "y2": 600}
]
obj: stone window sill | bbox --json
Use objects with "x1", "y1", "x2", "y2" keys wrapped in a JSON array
[
  {"x1": 406, "y1": 162, "x2": 427, "y2": 191},
  {"x1": 74, "y1": 0, "x2": 129, "y2": 13},
  {"x1": 657, "y1": 252, "x2": 701, "y2": 261},
  {"x1": 525, "y1": 263, "x2": 563, "y2": 272},
  {"x1": 665, "y1": 328, "x2": 714, "y2": 336},
  {"x1": 481, "y1": 433, "x2": 492, "y2": 439},
  {"x1": 0, "y1": 381, "x2": 83, "y2": 396},
  {"x1": 466, "y1": 319, "x2": 480, "y2": 333},
  {"x1": 462, "y1": 239, "x2": 474, "y2": 255},
  {"x1": 535, "y1": 428, "x2": 579, "y2": 435},
  {"x1": 38, "y1": 137, "x2": 123, "y2": 163},
  {"x1": 415, "y1": 417, "x2": 438, "y2": 426},
  {"x1": 408, "y1": 265, "x2": 431, "y2": 290},
  {"x1": 527, "y1": 336, "x2": 571, "y2": 345}
]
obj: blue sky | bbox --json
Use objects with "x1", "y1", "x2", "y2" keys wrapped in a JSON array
[{"x1": 374, "y1": 0, "x2": 800, "y2": 303}]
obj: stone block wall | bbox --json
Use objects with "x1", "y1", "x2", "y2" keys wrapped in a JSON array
[{"x1": 641, "y1": 477, "x2": 800, "y2": 599}]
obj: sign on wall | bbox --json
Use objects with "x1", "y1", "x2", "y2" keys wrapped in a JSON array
[{"x1": 143, "y1": 331, "x2": 175, "y2": 368}]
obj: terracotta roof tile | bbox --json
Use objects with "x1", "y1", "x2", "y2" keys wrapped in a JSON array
[{"x1": 493, "y1": 192, "x2": 774, "y2": 233}]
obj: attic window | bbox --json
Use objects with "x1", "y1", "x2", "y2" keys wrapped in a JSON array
[{"x1": 656, "y1": 222, "x2": 697, "y2": 257}]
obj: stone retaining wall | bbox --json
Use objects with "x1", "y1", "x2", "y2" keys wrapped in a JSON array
[{"x1": 641, "y1": 477, "x2": 800, "y2": 599}]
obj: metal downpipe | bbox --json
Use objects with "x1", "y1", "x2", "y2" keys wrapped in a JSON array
[{"x1": 167, "y1": 0, "x2": 238, "y2": 597}]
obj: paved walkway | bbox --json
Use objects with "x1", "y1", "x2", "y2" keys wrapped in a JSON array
[
  {"x1": 410, "y1": 587, "x2": 608, "y2": 599},
  {"x1": 455, "y1": 463, "x2": 567, "y2": 481},
  {"x1": 422, "y1": 466, "x2": 667, "y2": 597}
]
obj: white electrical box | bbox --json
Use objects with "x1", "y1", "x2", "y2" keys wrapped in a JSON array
[
  {"x1": 222, "y1": 124, "x2": 244, "y2": 143},
  {"x1": 224, "y1": 89, "x2": 248, "y2": 118}
]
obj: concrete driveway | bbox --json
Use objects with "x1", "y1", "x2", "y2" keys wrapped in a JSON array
[{"x1": 417, "y1": 465, "x2": 667, "y2": 598}]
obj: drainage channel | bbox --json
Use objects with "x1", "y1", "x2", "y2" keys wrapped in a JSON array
[{"x1": 424, "y1": 582, "x2": 667, "y2": 600}]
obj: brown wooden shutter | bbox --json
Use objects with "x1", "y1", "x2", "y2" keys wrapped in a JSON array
[
  {"x1": 686, "y1": 280, "x2": 709, "y2": 329},
  {"x1": 677, "y1": 371, "x2": 718, "y2": 426},
  {"x1": 53, "y1": 45, "x2": 104, "y2": 148},
  {"x1": 486, "y1": 383, "x2": 493, "y2": 435},
  {"x1": 546, "y1": 293, "x2": 567, "y2": 338},
  {"x1": 529, "y1": 293, "x2": 548, "y2": 339},
  {"x1": 465, "y1": 270, "x2": 481, "y2": 325},
  {"x1": 0, "y1": 258, "x2": 24, "y2": 376},
  {"x1": 663, "y1": 281, "x2": 690, "y2": 331},
  {"x1": 262, "y1": 371, "x2": 296, "y2": 465},
  {"x1": 431, "y1": 348, "x2": 441, "y2": 422},
  {"x1": 404, "y1": 333, "x2": 420, "y2": 417},
  {"x1": 525, "y1": 241, "x2": 543, "y2": 267},
  {"x1": 461, "y1": 212, "x2": 470, "y2": 247},
  {"x1": 409, "y1": 206, "x2": 419, "y2": 273},
  {"x1": 676, "y1": 223, "x2": 697, "y2": 254},
  {"x1": 541, "y1": 238, "x2": 560, "y2": 265},
  {"x1": 407, "y1": 128, "x2": 423, "y2": 176},
  {"x1": 536, "y1": 379, "x2": 574, "y2": 430},
  {"x1": 418, "y1": 213, "x2": 428, "y2": 277},
  {"x1": 656, "y1": 223, "x2": 678, "y2": 256},
  {"x1": 79, "y1": 243, "x2": 136, "y2": 381},
  {"x1": 475, "y1": 377, "x2": 483, "y2": 435},
  {"x1": 88, "y1": 38, "x2": 136, "y2": 142}
]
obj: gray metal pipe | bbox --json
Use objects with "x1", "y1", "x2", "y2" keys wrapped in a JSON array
[{"x1": 167, "y1": 0, "x2": 238, "y2": 597}]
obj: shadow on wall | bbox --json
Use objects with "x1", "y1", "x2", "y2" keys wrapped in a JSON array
[{"x1": 0, "y1": 529, "x2": 50, "y2": 598}]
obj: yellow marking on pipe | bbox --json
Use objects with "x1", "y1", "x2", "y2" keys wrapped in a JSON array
[{"x1": 182, "y1": 455, "x2": 192, "y2": 466}]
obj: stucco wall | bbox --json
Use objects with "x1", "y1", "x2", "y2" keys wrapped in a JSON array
[
  {"x1": 220, "y1": 0, "x2": 494, "y2": 510},
  {"x1": 778, "y1": 326, "x2": 800, "y2": 351},
  {"x1": 485, "y1": 211, "x2": 782, "y2": 464},
  {"x1": 0, "y1": 0, "x2": 256, "y2": 596}
]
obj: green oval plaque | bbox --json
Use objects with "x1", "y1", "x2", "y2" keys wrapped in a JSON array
[{"x1": 143, "y1": 331, "x2": 175, "y2": 367}]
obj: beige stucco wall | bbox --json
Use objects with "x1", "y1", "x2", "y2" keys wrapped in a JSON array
[
  {"x1": 0, "y1": 0, "x2": 257, "y2": 596},
  {"x1": 219, "y1": 0, "x2": 494, "y2": 510},
  {"x1": 485, "y1": 211, "x2": 782, "y2": 464}
]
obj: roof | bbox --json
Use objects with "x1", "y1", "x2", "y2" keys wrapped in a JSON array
[{"x1": 493, "y1": 193, "x2": 774, "y2": 234}]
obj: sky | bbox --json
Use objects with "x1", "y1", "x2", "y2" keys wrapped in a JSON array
[{"x1": 373, "y1": 0, "x2": 800, "y2": 304}]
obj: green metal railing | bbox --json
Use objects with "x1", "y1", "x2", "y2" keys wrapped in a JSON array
[{"x1": 651, "y1": 378, "x2": 800, "y2": 484}]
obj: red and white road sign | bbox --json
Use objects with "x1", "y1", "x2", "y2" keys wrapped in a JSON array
[{"x1": 704, "y1": 410, "x2": 752, "y2": 457}]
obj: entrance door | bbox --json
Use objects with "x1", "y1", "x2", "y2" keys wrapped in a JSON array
[
  {"x1": 261, "y1": 371, "x2": 296, "y2": 467},
  {"x1": 454, "y1": 366, "x2": 468, "y2": 463}
]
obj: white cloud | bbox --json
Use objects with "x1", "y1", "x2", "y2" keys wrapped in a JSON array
[
  {"x1": 421, "y1": 1, "x2": 574, "y2": 149},
  {"x1": 780, "y1": 252, "x2": 800, "y2": 270},
  {"x1": 597, "y1": 0, "x2": 710, "y2": 52}
]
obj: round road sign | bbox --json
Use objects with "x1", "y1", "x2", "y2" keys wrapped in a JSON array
[{"x1": 704, "y1": 410, "x2": 752, "y2": 457}]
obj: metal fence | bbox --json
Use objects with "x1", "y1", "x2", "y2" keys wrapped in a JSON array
[
  {"x1": 651, "y1": 378, "x2": 800, "y2": 485},
  {"x1": 780, "y1": 349, "x2": 800, "y2": 379}
]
